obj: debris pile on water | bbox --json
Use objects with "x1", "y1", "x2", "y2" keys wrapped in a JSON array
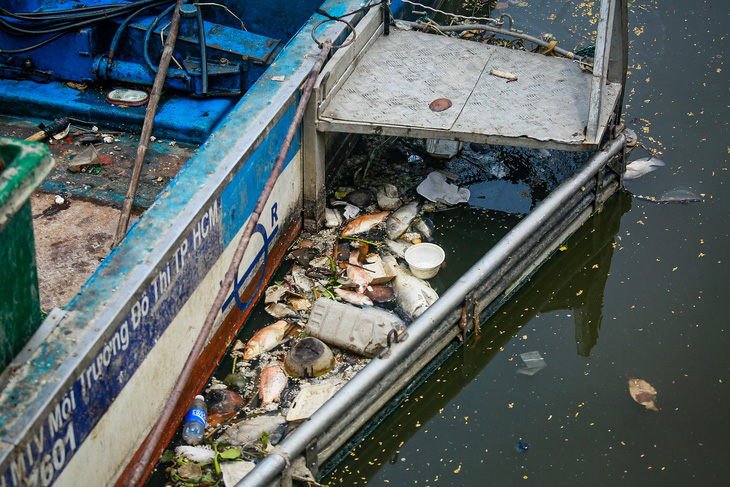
[{"x1": 158, "y1": 136, "x2": 599, "y2": 485}]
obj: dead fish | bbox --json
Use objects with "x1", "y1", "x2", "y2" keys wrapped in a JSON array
[
  {"x1": 346, "y1": 250, "x2": 370, "y2": 293},
  {"x1": 341, "y1": 211, "x2": 390, "y2": 236},
  {"x1": 216, "y1": 412, "x2": 288, "y2": 447},
  {"x1": 264, "y1": 302, "x2": 299, "y2": 319},
  {"x1": 386, "y1": 201, "x2": 420, "y2": 239},
  {"x1": 412, "y1": 217, "x2": 434, "y2": 240},
  {"x1": 264, "y1": 284, "x2": 288, "y2": 304},
  {"x1": 260, "y1": 361, "x2": 287, "y2": 406},
  {"x1": 383, "y1": 255, "x2": 439, "y2": 319},
  {"x1": 624, "y1": 156, "x2": 666, "y2": 180},
  {"x1": 175, "y1": 445, "x2": 215, "y2": 463},
  {"x1": 243, "y1": 320, "x2": 289, "y2": 359},
  {"x1": 334, "y1": 287, "x2": 374, "y2": 306},
  {"x1": 627, "y1": 375, "x2": 658, "y2": 411},
  {"x1": 291, "y1": 266, "x2": 314, "y2": 293},
  {"x1": 384, "y1": 239, "x2": 413, "y2": 259}
]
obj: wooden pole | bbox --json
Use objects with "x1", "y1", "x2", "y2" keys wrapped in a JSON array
[{"x1": 114, "y1": 0, "x2": 185, "y2": 246}]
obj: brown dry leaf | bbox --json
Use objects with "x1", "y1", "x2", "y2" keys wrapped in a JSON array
[{"x1": 627, "y1": 376, "x2": 658, "y2": 411}]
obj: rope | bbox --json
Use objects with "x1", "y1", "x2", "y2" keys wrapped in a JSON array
[{"x1": 269, "y1": 445, "x2": 292, "y2": 468}]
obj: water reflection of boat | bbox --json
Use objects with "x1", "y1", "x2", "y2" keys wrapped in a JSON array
[{"x1": 535, "y1": 192, "x2": 632, "y2": 357}]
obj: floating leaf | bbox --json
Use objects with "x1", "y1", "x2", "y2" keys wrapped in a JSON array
[
  {"x1": 159, "y1": 449, "x2": 175, "y2": 463},
  {"x1": 627, "y1": 376, "x2": 658, "y2": 411},
  {"x1": 220, "y1": 447, "x2": 241, "y2": 460},
  {"x1": 176, "y1": 463, "x2": 203, "y2": 479}
]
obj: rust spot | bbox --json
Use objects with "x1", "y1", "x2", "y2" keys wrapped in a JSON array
[{"x1": 429, "y1": 98, "x2": 452, "y2": 112}]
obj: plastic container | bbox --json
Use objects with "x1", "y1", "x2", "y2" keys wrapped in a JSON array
[
  {"x1": 404, "y1": 243, "x2": 445, "y2": 279},
  {"x1": 0, "y1": 138, "x2": 54, "y2": 370},
  {"x1": 306, "y1": 298, "x2": 405, "y2": 358},
  {"x1": 182, "y1": 395, "x2": 207, "y2": 445}
]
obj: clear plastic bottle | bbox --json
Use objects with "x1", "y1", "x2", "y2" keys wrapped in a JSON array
[{"x1": 182, "y1": 395, "x2": 207, "y2": 445}]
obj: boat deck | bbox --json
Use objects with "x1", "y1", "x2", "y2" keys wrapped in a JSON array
[
  {"x1": 0, "y1": 115, "x2": 195, "y2": 311},
  {"x1": 317, "y1": 29, "x2": 621, "y2": 151}
]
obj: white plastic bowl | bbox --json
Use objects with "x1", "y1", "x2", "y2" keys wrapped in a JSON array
[{"x1": 404, "y1": 243, "x2": 445, "y2": 279}]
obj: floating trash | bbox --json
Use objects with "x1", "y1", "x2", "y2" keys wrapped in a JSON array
[
  {"x1": 286, "y1": 381, "x2": 343, "y2": 422},
  {"x1": 332, "y1": 200, "x2": 360, "y2": 219},
  {"x1": 345, "y1": 188, "x2": 375, "y2": 208},
  {"x1": 657, "y1": 186, "x2": 701, "y2": 204},
  {"x1": 514, "y1": 441, "x2": 530, "y2": 453},
  {"x1": 404, "y1": 243, "x2": 445, "y2": 279},
  {"x1": 516, "y1": 351, "x2": 547, "y2": 376},
  {"x1": 377, "y1": 183, "x2": 402, "y2": 210},
  {"x1": 417, "y1": 171, "x2": 470, "y2": 205},
  {"x1": 306, "y1": 298, "x2": 406, "y2": 357},
  {"x1": 284, "y1": 337, "x2": 335, "y2": 378},
  {"x1": 407, "y1": 153, "x2": 424, "y2": 164}
]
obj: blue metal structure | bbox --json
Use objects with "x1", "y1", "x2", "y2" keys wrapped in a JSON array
[{"x1": 0, "y1": 0, "x2": 323, "y2": 142}]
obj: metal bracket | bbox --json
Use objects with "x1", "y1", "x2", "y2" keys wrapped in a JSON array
[
  {"x1": 593, "y1": 163, "x2": 607, "y2": 212},
  {"x1": 377, "y1": 327, "x2": 409, "y2": 359},
  {"x1": 461, "y1": 290, "x2": 481, "y2": 341},
  {"x1": 305, "y1": 438, "x2": 319, "y2": 478},
  {"x1": 606, "y1": 125, "x2": 628, "y2": 188}
]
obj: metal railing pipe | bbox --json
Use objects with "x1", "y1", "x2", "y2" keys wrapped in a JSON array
[{"x1": 236, "y1": 133, "x2": 626, "y2": 487}]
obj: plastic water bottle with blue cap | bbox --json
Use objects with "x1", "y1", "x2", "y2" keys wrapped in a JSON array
[{"x1": 182, "y1": 395, "x2": 207, "y2": 445}]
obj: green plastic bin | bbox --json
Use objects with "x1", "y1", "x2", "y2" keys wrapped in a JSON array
[{"x1": 0, "y1": 138, "x2": 54, "y2": 370}]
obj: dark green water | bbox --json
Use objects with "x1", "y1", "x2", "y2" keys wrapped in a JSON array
[{"x1": 325, "y1": 1, "x2": 730, "y2": 485}]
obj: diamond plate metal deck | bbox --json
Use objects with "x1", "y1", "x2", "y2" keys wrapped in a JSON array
[{"x1": 318, "y1": 29, "x2": 621, "y2": 150}]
